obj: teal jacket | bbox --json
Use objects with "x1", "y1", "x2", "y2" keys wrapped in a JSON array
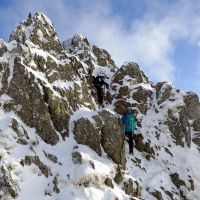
[{"x1": 121, "y1": 112, "x2": 136, "y2": 132}]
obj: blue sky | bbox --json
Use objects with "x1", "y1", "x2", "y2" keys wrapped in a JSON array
[{"x1": 1, "y1": 0, "x2": 200, "y2": 96}]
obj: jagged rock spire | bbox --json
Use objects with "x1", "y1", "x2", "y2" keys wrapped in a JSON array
[
  {"x1": 63, "y1": 33, "x2": 91, "y2": 53},
  {"x1": 0, "y1": 39, "x2": 7, "y2": 56},
  {"x1": 9, "y1": 12, "x2": 63, "y2": 54},
  {"x1": 63, "y1": 34, "x2": 116, "y2": 68}
]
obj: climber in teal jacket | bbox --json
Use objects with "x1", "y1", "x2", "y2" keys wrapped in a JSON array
[{"x1": 121, "y1": 108, "x2": 136, "y2": 154}]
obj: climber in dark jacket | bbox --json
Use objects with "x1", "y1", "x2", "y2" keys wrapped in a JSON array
[
  {"x1": 121, "y1": 108, "x2": 136, "y2": 154},
  {"x1": 92, "y1": 75, "x2": 109, "y2": 106}
]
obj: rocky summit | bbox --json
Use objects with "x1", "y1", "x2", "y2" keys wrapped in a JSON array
[{"x1": 0, "y1": 13, "x2": 200, "y2": 200}]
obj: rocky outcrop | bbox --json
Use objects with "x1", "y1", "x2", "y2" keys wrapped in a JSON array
[
  {"x1": 73, "y1": 110, "x2": 126, "y2": 168},
  {"x1": 166, "y1": 107, "x2": 191, "y2": 147},
  {"x1": 72, "y1": 151, "x2": 83, "y2": 164},
  {"x1": 0, "y1": 62, "x2": 9, "y2": 96},
  {"x1": 113, "y1": 62, "x2": 150, "y2": 85},
  {"x1": 9, "y1": 13, "x2": 63, "y2": 54},
  {"x1": 192, "y1": 132, "x2": 200, "y2": 148},
  {"x1": 63, "y1": 34, "x2": 91, "y2": 54},
  {"x1": 184, "y1": 91, "x2": 200, "y2": 131},
  {"x1": 170, "y1": 173, "x2": 186, "y2": 189},
  {"x1": 1, "y1": 165, "x2": 18, "y2": 199},
  {"x1": 92, "y1": 46, "x2": 116, "y2": 67},
  {"x1": 155, "y1": 82, "x2": 192, "y2": 147},
  {"x1": 156, "y1": 82, "x2": 173, "y2": 105},
  {"x1": 99, "y1": 110, "x2": 126, "y2": 167},
  {"x1": 0, "y1": 13, "x2": 97, "y2": 145},
  {"x1": 43, "y1": 151, "x2": 58, "y2": 163},
  {"x1": 63, "y1": 34, "x2": 116, "y2": 68},
  {"x1": 20, "y1": 156, "x2": 52, "y2": 177},
  {"x1": 73, "y1": 117, "x2": 101, "y2": 155},
  {"x1": 150, "y1": 190, "x2": 163, "y2": 200},
  {"x1": 169, "y1": 173, "x2": 190, "y2": 200},
  {"x1": 132, "y1": 86, "x2": 153, "y2": 114},
  {"x1": 0, "y1": 39, "x2": 7, "y2": 56},
  {"x1": 1, "y1": 12, "x2": 200, "y2": 200},
  {"x1": 7, "y1": 57, "x2": 59, "y2": 144},
  {"x1": 184, "y1": 92, "x2": 200, "y2": 119},
  {"x1": 10, "y1": 118, "x2": 29, "y2": 145},
  {"x1": 112, "y1": 62, "x2": 153, "y2": 115}
]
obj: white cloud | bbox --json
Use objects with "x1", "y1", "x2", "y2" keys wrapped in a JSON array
[
  {"x1": 1, "y1": 0, "x2": 200, "y2": 83},
  {"x1": 66, "y1": 1, "x2": 182, "y2": 81}
]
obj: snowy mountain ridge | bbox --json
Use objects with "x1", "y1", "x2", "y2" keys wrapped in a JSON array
[{"x1": 0, "y1": 12, "x2": 200, "y2": 200}]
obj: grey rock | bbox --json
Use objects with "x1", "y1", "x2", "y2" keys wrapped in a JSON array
[
  {"x1": 165, "y1": 107, "x2": 191, "y2": 147},
  {"x1": 113, "y1": 62, "x2": 150, "y2": 84},
  {"x1": 150, "y1": 190, "x2": 163, "y2": 200},
  {"x1": 156, "y1": 82, "x2": 173, "y2": 105},
  {"x1": 89, "y1": 160, "x2": 95, "y2": 169},
  {"x1": 1, "y1": 165, "x2": 18, "y2": 199},
  {"x1": 20, "y1": 156, "x2": 52, "y2": 177},
  {"x1": 73, "y1": 118, "x2": 101, "y2": 155},
  {"x1": 10, "y1": 118, "x2": 29, "y2": 145},
  {"x1": 132, "y1": 86, "x2": 153, "y2": 114},
  {"x1": 112, "y1": 62, "x2": 152, "y2": 115},
  {"x1": 104, "y1": 178, "x2": 114, "y2": 188},
  {"x1": 73, "y1": 110, "x2": 126, "y2": 168},
  {"x1": 0, "y1": 62, "x2": 10, "y2": 95},
  {"x1": 53, "y1": 176, "x2": 60, "y2": 193},
  {"x1": 0, "y1": 39, "x2": 7, "y2": 56},
  {"x1": 72, "y1": 151, "x2": 83, "y2": 165},
  {"x1": 123, "y1": 178, "x2": 133, "y2": 196},
  {"x1": 9, "y1": 13, "x2": 63, "y2": 54},
  {"x1": 114, "y1": 99, "x2": 132, "y2": 115},
  {"x1": 7, "y1": 59, "x2": 59, "y2": 145},
  {"x1": 43, "y1": 151, "x2": 58, "y2": 163},
  {"x1": 99, "y1": 110, "x2": 126, "y2": 168},
  {"x1": 114, "y1": 166, "x2": 124, "y2": 184},
  {"x1": 192, "y1": 132, "x2": 200, "y2": 147},
  {"x1": 170, "y1": 173, "x2": 186, "y2": 189},
  {"x1": 184, "y1": 91, "x2": 200, "y2": 120},
  {"x1": 184, "y1": 91, "x2": 200, "y2": 131},
  {"x1": 93, "y1": 45, "x2": 116, "y2": 67}
]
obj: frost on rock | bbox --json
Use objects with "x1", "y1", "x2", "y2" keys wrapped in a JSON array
[
  {"x1": 0, "y1": 12, "x2": 200, "y2": 200},
  {"x1": 63, "y1": 34, "x2": 91, "y2": 54},
  {"x1": 9, "y1": 12, "x2": 63, "y2": 54},
  {"x1": 0, "y1": 39, "x2": 7, "y2": 56}
]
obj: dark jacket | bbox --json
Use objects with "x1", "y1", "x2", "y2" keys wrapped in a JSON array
[{"x1": 92, "y1": 76, "x2": 108, "y2": 88}]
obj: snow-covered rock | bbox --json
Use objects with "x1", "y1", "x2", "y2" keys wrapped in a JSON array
[
  {"x1": 0, "y1": 12, "x2": 200, "y2": 200},
  {"x1": 9, "y1": 12, "x2": 63, "y2": 55}
]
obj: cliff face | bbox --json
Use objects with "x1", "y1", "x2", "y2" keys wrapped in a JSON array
[{"x1": 0, "y1": 13, "x2": 200, "y2": 200}]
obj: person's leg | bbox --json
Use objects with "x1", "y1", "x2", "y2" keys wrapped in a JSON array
[
  {"x1": 125, "y1": 132, "x2": 129, "y2": 142},
  {"x1": 96, "y1": 87, "x2": 103, "y2": 105},
  {"x1": 128, "y1": 132, "x2": 133, "y2": 154},
  {"x1": 98, "y1": 88, "x2": 103, "y2": 105}
]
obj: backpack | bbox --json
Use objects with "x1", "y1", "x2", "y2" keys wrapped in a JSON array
[{"x1": 121, "y1": 112, "x2": 136, "y2": 132}]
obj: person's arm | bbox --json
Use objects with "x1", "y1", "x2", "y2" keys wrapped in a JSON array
[
  {"x1": 92, "y1": 76, "x2": 95, "y2": 83},
  {"x1": 99, "y1": 77, "x2": 109, "y2": 88},
  {"x1": 121, "y1": 115, "x2": 126, "y2": 125},
  {"x1": 101, "y1": 79, "x2": 109, "y2": 88},
  {"x1": 133, "y1": 115, "x2": 137, "y2": 130},
  {"x1": 104, "y1": 82, "x2": 109, "y2": 89}
]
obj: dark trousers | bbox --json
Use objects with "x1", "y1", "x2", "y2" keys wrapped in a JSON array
[
  {"x1": 96, "y1": 86, "x2": 104, "y2": 104},
  {"x1": 125, "y1": 132, "x2": 133, "y2": 153}
]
